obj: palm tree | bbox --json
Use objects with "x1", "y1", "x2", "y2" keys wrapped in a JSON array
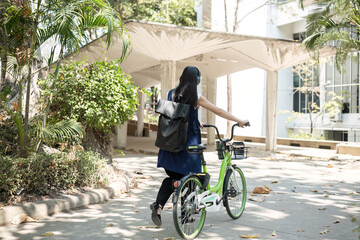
[
  {"x1": 301, "y1": 0, "x2": 360, "y2": 66},
  {"x1": 4, "y1": 0, "x2": 131, "y2": 157}
]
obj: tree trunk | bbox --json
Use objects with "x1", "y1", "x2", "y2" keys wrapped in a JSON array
[
  {"x1": 308, "y1": 101, "x2": 313, "y2": 135},
  {"x1": 0, "y1": 54, "x2": 7, "y2": 88},
  {"x1": 83, "y1": 126, "x2": 113, "y2": 164},
  {"x1": 224, "y1": 0, "x2": 228, "y2": 32},
  {"x1": 22, "y1": 63, "x2": 33, "y2": 157},
  {"x1": 233, "y1": 0, "x2": 241, "y2": 32},
  {"x1": 22, "y1": 0, "x2": 42, "y2": 157}
]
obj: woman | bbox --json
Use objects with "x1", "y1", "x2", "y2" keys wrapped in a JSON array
[{"x1": 150, "y1": 66, "x2": 249, "y2": 226}]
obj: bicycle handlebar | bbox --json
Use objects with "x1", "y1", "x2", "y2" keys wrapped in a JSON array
[{"x1": 203, "y1": 122, "x2": 249, "y2": 143}]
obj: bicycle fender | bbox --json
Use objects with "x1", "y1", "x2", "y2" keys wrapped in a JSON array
[
  {"x1": 172, "y1": 174, "x2": 202, "y2": 204},
  {"x1": 222, "y1": 168, "x2": 233, "y2": 207}
]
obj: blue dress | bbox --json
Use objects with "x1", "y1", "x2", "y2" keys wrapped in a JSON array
[{"x1": 157, "y1": 90, "x2": 202, "y2": 175}]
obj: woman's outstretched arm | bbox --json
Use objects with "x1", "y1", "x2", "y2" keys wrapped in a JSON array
[{"x1": 198, "y1": 95, "x2": 249, "y2": 127}]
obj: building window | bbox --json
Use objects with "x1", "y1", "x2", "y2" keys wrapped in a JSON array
[
  {"x1": 292, "y1": 65, "x2": 320, "y2": 113},
  {"x1": 293, "y1": 32, "x2": 307, "y2": 42},
  {"x1": 325, "y1": 130, "x2": 348, "y2": 141},
  {"x1": 325, "y1": 54, "x2": 360, "y2": 113}
]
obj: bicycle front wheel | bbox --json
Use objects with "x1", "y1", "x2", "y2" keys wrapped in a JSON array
[
  {"x1": 223, "y1": 166, "x2": 247, "y2": 219},
  {"x1": 173, "y1": 176, "x2": 206, "y2": 239}
]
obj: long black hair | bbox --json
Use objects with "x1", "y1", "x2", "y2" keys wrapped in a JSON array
[{"x1": 174, "y1": 66, "x2": 201, "y2": 107}]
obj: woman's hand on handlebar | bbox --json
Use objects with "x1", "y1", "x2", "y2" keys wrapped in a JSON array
[{"x1": 238, "y1": 120, "x2": 250, "y2": 128}]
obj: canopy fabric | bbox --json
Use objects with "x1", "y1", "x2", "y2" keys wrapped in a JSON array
[{"x1": 70, "y1": 20, "x2": 334, "y2": 88}]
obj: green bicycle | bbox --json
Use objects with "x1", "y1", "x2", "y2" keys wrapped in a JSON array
[{"x1": 172, "y1": 123, "x2": 249, "y2": 239}]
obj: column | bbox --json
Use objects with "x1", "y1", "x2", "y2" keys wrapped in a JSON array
[
  {"x1": 201, "y1": 76, "x2": 208, "y2": 124},
  {"x1": 266, "y1": 70, "x2": 278, "y2": 152},
  {"x1": 115, "y1": 122, "x2": 128, "y2": 148},
  {"x1": 160, "y1": 60, "x2": 176, "y2": 99},
  {"x1": 136, "y1": 90, "x2": 145, "y2": 137},
  {"x1": 207, "y1": 77, "x2": 217, "y2": 145}
]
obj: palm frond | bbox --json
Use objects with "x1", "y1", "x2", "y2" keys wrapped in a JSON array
[{"x1": 30, "y1": 118, "x2": 84, "y2": 146}]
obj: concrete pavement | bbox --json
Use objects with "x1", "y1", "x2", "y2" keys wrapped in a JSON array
[{"x1": 1, "y1": 142, "x2": 359, "y2": 239}]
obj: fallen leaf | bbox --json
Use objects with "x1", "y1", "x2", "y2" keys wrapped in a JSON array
[
  {"x1": 333, "y1": 219, "x2": 340, "y2": 224},
  {"x1": 134, "y1": 171, "x2": 144, "y2": 175},
  {"x1": 240, "y1": 235, "x2": 259, "y2": 238},
  {"x1": 328, "y1": 164, "x2": 333, "y2": 168},
  {"x1": 249, "y1": 196, "x2": 266, "y2": 203},
  {"x1": 351, "y1": 216, "x2": 357, "y2": 222},
  {"x1": 11, "y1": 214, "x2": 27, "y2": 225},
  {"x1": 318, "y1": 208, "x2": 327, "y2": 210},
  {"x1": 134, "y1": 209, "x2": 139, "y2": 212},
  {"x1": 163, "y1": 237, "x2": 175, "y2": 240},
  {"x1": 271, "y1": 181, "x2": 278, "y2": 184},
  {"x1": 310, "y1": 189, "x2": 318, "y2": 193},
  {"x1": 320, "y1": 229, "x2": 329, "y2": 235},
  {"x1": 250, "y1": 194, "x2": 257, "y2": 196},
  {"x1": 297, "y1": 230, "x2": 304, "y2": 232},
  {"x1": 41, "y1": 232, "x2": 54, "y2": 236},
  {"x1": 253, "y1": 186, "x2": 272, "y2": 194},
  {"x1": 271, "y1": 230, "x2": 276, "y2": 236},
  {"x1": 25, "y1": 216, "x2": 37, "y2": 223},
  {"x1": 107, "y1": 223, "x2": 113, "y2": 227},
  {"x1": 324, "y1": 194, "x2": 329, "y2": 197},
  {"x1": 139, "y1": 225, "x2": 161, "y2": 229},
  {"x1": 167, "y1": 206, "x2": 173, "y2": 209}
]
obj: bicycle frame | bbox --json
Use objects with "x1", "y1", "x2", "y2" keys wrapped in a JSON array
[
  {"x1": 191, "y1": 123, "x2": 242, "y2": 212},
  {"x1": 201, "y1": 148, "x2": 232, "y2": 196},
  {"x1": 172, "y1": 123, "x2": 248, "y2": 239}
]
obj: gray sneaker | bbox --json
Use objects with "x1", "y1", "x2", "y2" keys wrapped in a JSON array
[{"x1": 150, "y1": 202, "x2": 162, "y2": 226}]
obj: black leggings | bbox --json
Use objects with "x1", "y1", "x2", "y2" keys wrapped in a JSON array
[{"x1": 156, "y1": 169, "x2": 185, "y2": 207}]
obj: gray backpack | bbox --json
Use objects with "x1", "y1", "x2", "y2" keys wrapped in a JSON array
[{"x1": 155, "y1": 97, "x2": 190, "y2": 153}]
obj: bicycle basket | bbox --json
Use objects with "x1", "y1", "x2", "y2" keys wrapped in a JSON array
[{"x1": 231, "y1": 142, "x2": 248, "y2": 160}]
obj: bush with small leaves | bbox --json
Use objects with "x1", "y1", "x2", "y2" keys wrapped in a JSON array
[{"x1": 0, "y1": 151, "x2": 107, "y2": 203}]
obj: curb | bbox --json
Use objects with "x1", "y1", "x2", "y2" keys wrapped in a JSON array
[{"x1": 0, "y1": 179, "x2": 129, "y2": 226}]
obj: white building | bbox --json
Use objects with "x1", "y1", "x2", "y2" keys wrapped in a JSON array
[{"x1": 197, "y1": 0, "x2": 360, "y2": 142}]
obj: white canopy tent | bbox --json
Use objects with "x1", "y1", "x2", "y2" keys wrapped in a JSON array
[{"x1": 70, "y1": 20, "x2": 334, "y2": 151}]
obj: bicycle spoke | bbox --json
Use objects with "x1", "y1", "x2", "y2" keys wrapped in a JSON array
[{"x1": 173, "y1": 176, "x2": 206, "y2": 239}]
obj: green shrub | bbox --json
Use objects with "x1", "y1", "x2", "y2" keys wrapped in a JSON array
[
  {"x1": 0, "y1": 151, "x2": 106, "y2": 202},
  {"x1": 43, "y1": 59, "x2": 141, "y2": 133}
]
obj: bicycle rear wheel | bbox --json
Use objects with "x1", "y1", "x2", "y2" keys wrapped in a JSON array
[
  {"x1": 223, "y1": 166, "x2": 247, "y2": 219},
  {"x1": 173, "y1": 176, "x2": 206, "y2": 239}
]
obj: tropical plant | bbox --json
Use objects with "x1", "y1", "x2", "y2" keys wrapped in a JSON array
[
  {"x1": 30, "y1": 117, "x2": 84, "y2": 151},
  {"x1": 43, "y1": 59, "x2": 141, "y2": 161},
  {"x1": 110, "y1": 0, "x2": 197, "y2": 27},
  {"x1": 300, "y1": 0, "x2": 360, "y2": 67},
  {"x1": 1, "y1": 0, "x2": 130, "y2": 157}
]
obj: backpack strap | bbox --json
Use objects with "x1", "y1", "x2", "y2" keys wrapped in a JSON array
[{"x1": 167, "y1": 89, "x2": 174, "y2": 101}]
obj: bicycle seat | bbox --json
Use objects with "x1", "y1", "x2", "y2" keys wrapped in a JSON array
[{"x1": 187, "y1": 144, "x2": 207, "y2": 154}]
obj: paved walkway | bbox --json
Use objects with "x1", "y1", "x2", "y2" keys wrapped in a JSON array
[
  {"x1": 1, "y1": 134, "x2": 360, "y2": 239},
  {"x1": 122, "y1": 134, "x2": 360, "y2": 161}
]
